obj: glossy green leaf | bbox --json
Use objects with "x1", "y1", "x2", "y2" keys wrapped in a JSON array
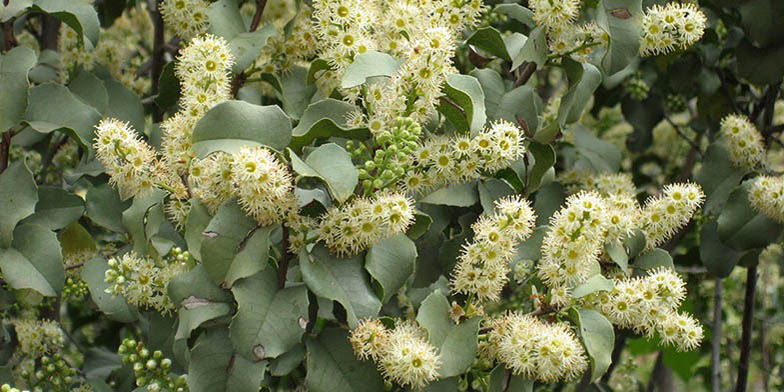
[
  {"x1": 573, "y1": 126, "x2": 622, "y2": 172},
  {"x1": 416, "y1": 291, "x2": 481, "y2": 377},
  {"x1": 421, "y1": 183, "x2": 479, "y2": 207},
  {"x1": 85, "y1": 184, "x2": 129, "y2": 233},
  {"x1": 305, "y1": 328, "x2": 384, "y2": 392},
  {"x1": 717, "y1": 184, "x2": 784, "y2": 250},
  {"x1": 69, "y1": 71, "x2": 108, "y2": 114},
  {"x1": 572, "y1": 274, "x2": 614, "y2": 298},
  {"x1": 21, "y1": 186, "x2": 84, "y2": 230},
  {"x1": 82, "y1": 257, "x2": 138, "y2": 322},
  {"x1": 205, "y1": 0, "x2": 245, "y2": 40},
  {"x1": 289, "y1": 98, "x2": 371, "y2": 151},
  {"x1": 341, "y1": 50, "x2": 403, "y2": 89},
  {"x1": 576, "y1": 309, "x2": 614, "y2": 381},
  {"x1": 121, "y1": 189, "x2": 166, "y2": 254},
  {"x1": 32, "y1": 0, "x2": 101, "y2": 45},
  {"x1": 467, "y1": 27, "x2": 512, "y2": 60},
  {"x1": 597, "y1": 0, "x2": 643, "y2": 75},
  {"x1": 261, "y1": 66, "x2": 317, "y2": 120},
  {"x1": 0, "y1": 224, "x2": 64, "y2": 296},
  {"x1": 168, "y1": 264, "x2": 233, "y2": 307},
  {"x1": 699, "y1": 221, "x2": 744, "y2": 278},
  {"x1": 189, "y1": 327, "x2": 268, "y2": 392},
  {"x1": 633, "y1": 248, "x2": 674, "y2": 274},
  {"x1": 230, "y1": 24, "x2": 277, "y2": 73},
  {"x1": 605, "y1": 241, "x2": 628, "y2": 274},
  {"x1": 558, "y1": 60, "x2": 602, "y2": 126},
  {"x1": 0, "y1": 161, "x2": 38, "y2": 248},
  {"x1": 103, "y1": 79, "x2": 145, "y2": 135},
  {"x1": 438, "y1": 74, "x2": 487, "y2": 134},
  {"x1": 695, "y1": 143, "x2": 745, "y2": 214},
  {"x1": 299, "y1": 245, "x2": 382, "y2": 328},
  {"x1": 494, "y1": 4, "x2": 535, "y2": 28},
  {"x1": 184, "y1": 198, "x2": 212, "y2": 261},
  {"x1": 200, "y1": 200, "x2": 265, "y2": 286},
  {"x1": 191, "y1": 100, "x2": 292, "y2": 157},
  {"x1": 0, "y1": 46, "x2": 36, "y2": 131},
  {"x1": 511, "y1": 27, "x2": 547, "y2": 69},
  {"x1": 290, "y1": 143, "x2": 358, "y2": 204},
  {"x1": 365, "y1": 234, "x2": 417, "y2": 303},
  {"x1": 230, "y1": 269, "x2": 309, "y2": 360},
  {"x1": 175, "y1": 302, "x2": 231, "y2": 341}
]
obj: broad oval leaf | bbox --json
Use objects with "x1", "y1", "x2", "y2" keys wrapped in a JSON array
[
  {"x1": 305, "y1": 328, "x2": 384, "y2": 392},
  {"x1": 0, "y1": 161, "x2": 38, "y2": 248},
  {"x1": 341, "y1": 50, "x2": 403, "y2": 89},
  {"x1": 416, "y1": 291, "x2": 481, "y2": 378},
  {"x1": 575, "y1": 309, "x2": 614, "y2": 382},
  {"x1": 0, "y1": 224, "x2": 65, "y2": 297},
  {"x1": 365, "y1": 234, "x2": 417, "y2": 303},
  {"x1": 0, "y1": 46, "x2": 37, "y2": 131},
  {"x1": 289, "y1": 143, "x2": 358, "y2": 204},
  {"x1": 289, "y1": 98, "x2": 371, "y2": 151}
]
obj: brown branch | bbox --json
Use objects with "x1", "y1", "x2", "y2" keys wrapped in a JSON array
[
  {"x1": 735, "y1": 265, "x2": 757, "y2": 392},
  {"x1": 712, "y1": 279, "x2": 723, "y2": 392},
  {"x1": 150, "y1": 0, "x2": 166, "y2": 122},
  {"x1": 514, "y1": 62, "x2": 536, "y2": 88},
  {"x1": 249, "y1": 0, "x2": 268, "y2": 32},
  {"x1": 278, "y1": 224, "x2": 290, "y2": 289},
  {"x1": 38, "y1": 15, "x2": 60, "y2": 51},
  {"x1": 0, "y1": 130, "x2": 10, "y2": 174}
]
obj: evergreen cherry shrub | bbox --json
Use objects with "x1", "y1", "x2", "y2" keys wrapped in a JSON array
[{"x1": 0, "y1": 0, "x2": 783, "y2": 391}]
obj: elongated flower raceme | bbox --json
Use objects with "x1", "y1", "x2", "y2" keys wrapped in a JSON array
[
  {"x1": 538, "y1": 191, "x2": 609, "y2": 298},
  {"x1": 93, "y1": 119, "x2": 160, "y2": 200},
  {"x1": 318, "y1": 192, "x2": 415, "y2": 256},
  {"x1": 640, "y1": 2, "x2": 706, "y2": 56},
  {"x1": 10, "y1": 319, "x2": 65, "y2": 358},
  {"x1": 451, "y1": 196, "x2": 536, "y2": 302},
  {"x1": 159, "y1": 0, "x2": 210, "y2": 39},
  {"x1": 230, "y1": 146, "x2": 296, "y2": 226},
  {"x1": 719, "y1": 114, "x2": 765, "y2": 170},
  {"x1": 482, "y1": 313, "x2": 588, "y2": 383},
  {"x1": 350, "y1": 320, "x2": 441, "y2": 389},
  {"x1": 640, "y1": 183, "x2": 704, "y2": 248},
  {"x1": 748, "y1": 175, "x2": 784, "y2": 224},
  {"x1": 104, "y1": 251, "x2": 189, "y2": 314}
]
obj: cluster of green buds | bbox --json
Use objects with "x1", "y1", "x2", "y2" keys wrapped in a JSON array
[
  {"x1": 348, "y1": 117, "x2": 422, "y2": 195},
  {"x1": 0, "y1": 385, "x2": 24, "y2": 392},
  {"x1": 665, "y1": 94, "x2": 688, "y2": 113},
  {"x1": 118, "y1": 338, "x2": 187, "y2": 392},
  {"x1": 62, "y1": 277, "x2": 89, "y2": 300},
  {"x1": 456, "y1": 356, "x2": 495, "y2": 391},
  {"x1": 9, "y1": 145, "x2": 42, "y2": 174},
  {"x1": 625, "y1": 75, "x2": 650, "y2": 101},
  {"x1": 17, "y1": 353, "x2": 77, "y2": 391},
  {"x1": 166, "y1": 247, "x2": 195, "y2": 269}
]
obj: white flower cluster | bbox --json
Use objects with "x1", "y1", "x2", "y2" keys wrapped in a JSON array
[
  {"x1": 286, "y1": 213, "x2": 319, "y2": 254},
  {"x1": 10, "y1": 319, "x2": 65, "y2": 358},
  {"x1": 104, "y1": 251, "x2": 189, "y2": 314},
  {"x1": 719, "y1": 114, "x2": 765, "y2": 170},
  {"x1": 539, "y1": 192, "x2": 609, "y2": 298},
  {"x1": 749, "y1": 176, "x2": 784, "y2": 224},
  {"x1": 560, "y1": 171, "x2": 637, "y2": 197},
  {"x1": 252, "y1": 1, "x2": 319, "y2": 74},
  {"x1": 451, "y1": 196, "x2": 536, "y2": 303},
  {"x1": 312, "y1": 0, "x2": 485, "y2": 126},
  {"x1": 482, "y1": 313, "x2": 588, "y2": 383},
  {"x1": 640, "y1": 2, "x2": 707, "y2": 56},
  {"x1": 318, "y1": 192, "x2": 415, "y2": 256},
  {"x1": 402, "y1": 120, "x2": 527, "y2": 195},
  {"x1": 350, "y1": 319, "x2": 441, "y2": 390},
  {"x1": 529, "y1": 0, "x2": 606, "y2": 62},
  {"x1": 640, "y1": 183, "x2": 705, "y2": 248},
  {"x1": 159, "y1": 0, "x2": 210, "y2": 40},
  {"x1": 589, "y1": 268, "x2": 703, "y2": 351},
  {"x1": 230, "y1": 146, "x2": 295, "y2": 225}
]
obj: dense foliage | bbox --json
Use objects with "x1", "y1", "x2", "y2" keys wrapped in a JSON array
[{"x1": 0, "y1": 0, "x2": 783, "y2": 391}]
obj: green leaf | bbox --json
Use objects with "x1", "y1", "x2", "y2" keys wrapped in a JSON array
[
  {"x1": 189, "y1": 327, "x2": 268, "y2": 392},
  {"x1": 184, "y1": 198, "x2": 212, "y2": 261},
  {"x1": 575, "y1": 309, "x2": 614, "y2": 382},
  {"x1": 175, "y1": 302, "x2": 231, "y2": 341},
  {"x1": 289, "y1": 98, "x2": 371, "y2": 151},
  {"x1": 103, "y1": 79, "x2": 145, "y2": 136},
  {"x1": 23, "y1": 83, "x2": 102, "y2": 156},
  {"x1": 471, "y1": 68, "x2": 539, "y2": 134},
  {"x1": 21, "y1": 186, "x2": 84, "y2": 230},
  {"x1": 699, "y1": 221, "x2": 744, "y2": 278},
  {"x1": 558, "y1": 60, "x2": 602, "y2": 126},
  {"x1": 69, "y1": 70, "x2": 108, "y2": 114},
  {"x1": 191, "y1": 100, "x2": 292, "y2": 158},
  {"x1": 269, "y1": 344, "x2": 305, "y2": 376},
  {"x1": 289, "y1": 143, "x2": 358, "y2": 204},
  {"x1": 230, "y1": 24, "x2": 277, "y2": 74},
  {"x1": 1, "y1": 0, "x2": 32, "y2": 21},
  {"x1": 488, "y1": 366, "x2": 534, "y2": 392},
  {"x1": 261, "y1": 66, "x2": 317, "y2": 120},
  {"x1": 438, "y1": 74, "x2": 487, "y2": 134},
  {"x1": 299, "y1": 245, "x2": 382, "y2": 328},
  {"x1": 155, "y1": 61, "x2": 180, "y2": 112},
  {"x1": 58, "y1": 222, "x2": 96, "y2": 256},
  {"x1": 517, "y1": 226, "x2": 547, "y2": 260},
  {"x1": 421, "y1": 183, "x2": 479, "y2": 207},
  {"x1": 32, "y1": 0, "x2": 101, "y2": 45},
  {"x1": 526, "y1": 142, "x2": 556, "y2": 195},
  {"x1": 511, "y1": 27, "x2": 547, "y2": 69},
  {"x1": 0, "y1": 224, "x2": 64, "y2": 296},
  {"x1": 695, "y1": 143, "x2": 745, "y2": 214},
  {"x1": 307, "y1": 58, "x2": 331, "y2": 84},
  {"x1": 0, "y1": 161, "x2": 38, "y2": 248},
  {"x1": 168, "y1": 264, "x2": 233, "y2": 306},
  {"x1": 365, "y1": 234, "x2": 417, "y2": 303},
  {"x1": 633, "y1": 248, "x2": 674, "y2": 274},
  {"x1": 341, "y1": 50, "x2": 403, "y2": 89},
  {"x1": 305, "y1": 328, "x2": 384, "y2": 392},
  {"x1": 230, "y1": 269, "x2": 309, "y2": 360},
  {"x1": 467, "y1": 27, "x2": 512, "y2": 60},
  {"x1": 205, "y1": 0, "x2": 245, "y2": 40},
  {"x1": 623, "y1": 229, "x2": 646, "y2": 259},
  {"x1": 572, "y1": 274, "x2": 614, "y2": 298},
  {"x1": 717, "y1": 184, "x2": 784, "y2": 250},
  {"x1": 82, "y1": 348, "x2": 121, "y2": 380},
  {"x1": 416, "y1": 291, "x2": 481, "y2": 377},
  {"x1": 0, "y1": 46, "x2": 37, "y2": 131},
  {"x1": 573, "y1": 126, "x2": 622, "y2": 172},
  {"x1": 478, "y1": 179, "x2": 516, "y2": 214},
  {"x1": 494, "y1": 4, "x2": 535, "y2": 28},
  {"x1": 605, "y1": 241, "x2": 628, "y2": 274},
  {"x1": 85, "y1": 184, "x2": 129, "y2": 233},
  {"x1": 122, "y1": 189, "x2": 166, "y2": 254},
  {"x1": 597, "y1": 0, "x2": 643, "y2": 75},
  {"x1": 200, "y1": 200, "x2": 264, "y2": 286},
  {"x1": 82, "y1": 257, "x2": 138, "y2": 322},
  {"x1": 736, "y1": 40, "x2": 784, "y2": 85}
]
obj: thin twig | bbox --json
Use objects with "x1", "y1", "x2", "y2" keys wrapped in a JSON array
[
  {"x1": 278, "y1": 224, "x2": 290, "y2": 289},
  {"x1": 0, "y1": 130, "x2": 10, "y2": 174},
  {"x1": 514, "y1": 62, "x2": 536, "y2": 88},
  {"x1": 149, "y1": 0, "x2": 166, "y2": 122},
  {"x1": 249, "y1": 0, "x2": 268, "y2": 32},
  {"x1": 735, "y1": 265, "x2": 757, "y2": 392},
  {"x1": 664, "y1": 116, "x2": 701, "y2": 156},
  {"x1": 712, "y1": 279, "x2": 723, "y2": 392}
]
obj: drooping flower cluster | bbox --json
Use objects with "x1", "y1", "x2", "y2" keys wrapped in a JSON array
[
  {"x1": 482, "y1": 313, "x2": 588, "y2": 383},
  {"x1": 451, "y1": 196, "x2": 536, "y2": 303},
  {"x1": 159, "y1": 0, "x2": 210, "y2": 40},
  {"x1": 10, "y1": 319, "x2": 65, "y2": 358},
  {"x1": 402, "y1": 120, "x2": 527, "y2": 195},
  {"x1": 350, "y1": 320, "x2": 441, "y2": 390},
  {"x1": 118, "y1": 338, "x2": 188, "y2": 392},
  {"x1": 640, "y1": 2, "x2": 707, "y2": 56},
  {"x1": 749, "y1": 175, "x2": 784, "y2": 224},
  {"x1": 538, "y1": 192, "x2": 609, "y2": 297},
  {"x1": 104, "y1": 251, "x2": 190, "y2": 314},
  {"x1": 230, "y1": 146, "x2": 296, "y2": 225},
  {"x1": 312, "y1": 0, "x2": 485, "y2": 126},
  {"x1": 719, "y1": 114, "x2": 765, "y2": 170},
  {"x1": 590, "y1": 268, "x2": 703, "y2": 351},
  {"x1": 529, "y1": 0, "x2": 606, "y2": 62},
  {"x1": 640, "y1": 183, "x2": 704, "y2": 248},
  {"x1": 318, "y1": 192, "x2": 415, "y2": 256}
]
